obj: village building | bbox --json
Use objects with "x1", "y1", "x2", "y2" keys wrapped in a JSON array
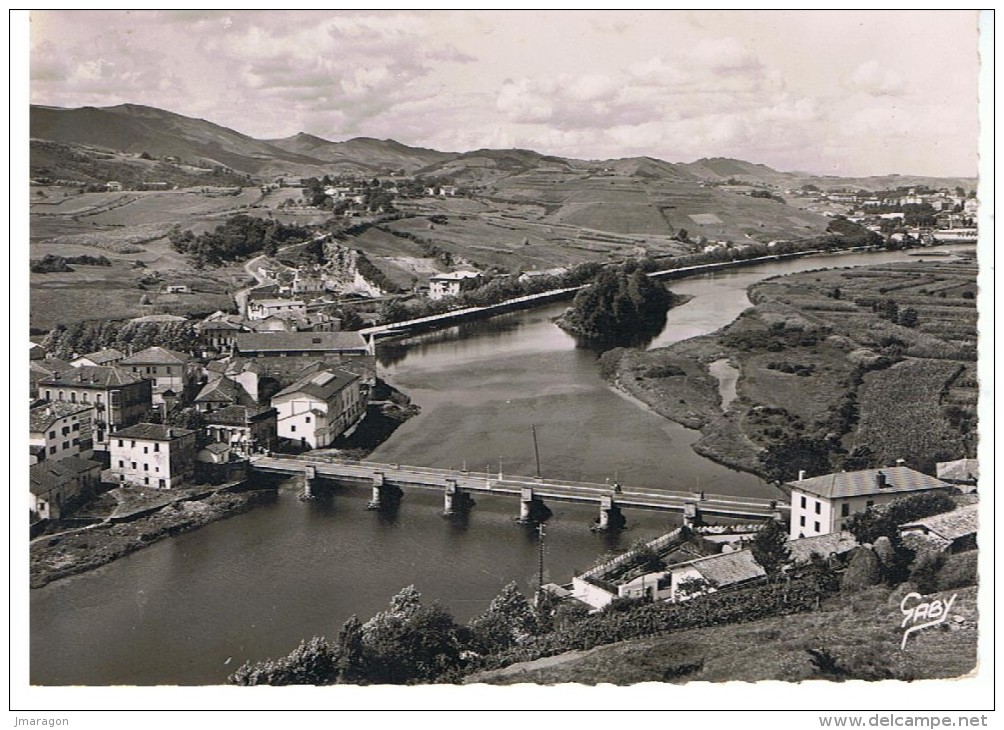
[
  {"x1": 234, "y1": 331, "x2": 375, "y2": 383},
  {"x1": 899, "y1": 503, "x2": 979, "y2": 554},
  {"x1": 786, "y1": 466, "x2": 949, "y2": 540},
  {"x1": 193, "y1": 375, "x2": 256, "y2": 413},
  {"x1": 30, "y1": 457, "x2": 103, "y2": 521},
  {"x1": 428, "y1": 271, "x2": 483, "y2": 300},
  {"x1": 246, "y1": 297, "x2": 307, "y2": 321},
  {"x1": 935, "y1": 458, "x2": 979, "y2": 492},
  {"x1": 204, "y1": 404, "x2": 278, "y2": 456},
  {"x1": 29, "y1": 342, "x2": 47, "y2": 360},
  {"x1": 120, "y1": 346, "x2": 198, "y2": 406},
  {"x1": 271, "y1": 368, "x2": 365, "y2": 449},
  {"x1": 29, "y1": 357, "x2": 74, "y2": 397},
  {"x1": 30, "y1": 401, "x2": 95, "y2": 464},
  {"x1": 196, "y1": 312, "x2": 246, "y2": 355},
  {"x1": 197, "y1": 442, "x2": 232, "y2": 464},
  {"x1": 38, "y1": 366, "x2": 152, "y2": 446},
  {"x1": 71, "y1": 347, "x2": 126, "y2": 368},
  {"x1": 105, "y1": 423, "x2": 198, "y2": 489}
]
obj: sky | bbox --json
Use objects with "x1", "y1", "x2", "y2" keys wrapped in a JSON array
[{"x1": 28, "y1": 10, "x2": 982, "y2": 180}]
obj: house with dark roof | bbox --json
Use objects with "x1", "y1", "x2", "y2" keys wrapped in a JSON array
[
  {"x1": 900, "y1": 503, "x2": 979, "y2": 554},
  {"x1": 271, "y1": 367, "x2": 365, "y2": 449},
  {"x1": 120, "y1": 347, "x2": 198, "y2": 406},
  {"x1": 29, "y1": 357, "x2": 74, "y2": 397},
  {"x1": 234, "y1": 331, "x2": 375, "y2": 383},
  {"x1": 193, "y1": 376, "x2": 255, "y2": 414},
  {"x1": 30, "y1": 401, "x2": 95, "y2": 464},
  {"x1": 106, "y1": 423, "x2": 198, "y2": 488},
  {"x1": 786, "y1": 466, "x2": 950, "y2": 540},
  {"x1": 196, "y1": 312, "x2": 246, "y2": 355},
  {"x1": 71, "y1": 348, "x2": 126, "y2": 368},
  {"x1": 204, "y1": 405, "x2": 278, "y2": 456},
  {"x1": 30, "y1": 457, "x2": 103, "y2": 520},
  {"x1": 38, "y1": 366, "x2": 153, "y2": 446}
]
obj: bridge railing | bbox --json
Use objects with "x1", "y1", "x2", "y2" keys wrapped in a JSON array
[{"x1": 254, "y1": 454, "x2": 785, "y2": 507}]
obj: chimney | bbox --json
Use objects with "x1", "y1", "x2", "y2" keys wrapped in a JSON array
[
  {"x1": 895, "y1": 458, "x2": 906, "y2": 467},
  {"x1": 797, "y1": 470, "x2": 806, "y2": 481},
  {"x1": 875, "y1": 470, "x2": 888, "y2": 488}
]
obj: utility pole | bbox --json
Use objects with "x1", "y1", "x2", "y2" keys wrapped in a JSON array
[
  {"x1": 536, "y1": 522, "x2": 546, "y2": 607},
  {"x1": 531, "y1": 424, "x2": 541, "y2": 478}
]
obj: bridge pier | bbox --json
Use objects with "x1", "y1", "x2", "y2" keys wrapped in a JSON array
[
  {"x1": 591, "y1": 495, "x2": 626, "y2": 532},
  {"x1": 299, "y1": 465, "x2": 316, "y2": 501},
  {"x1": 366, "y1": 472, "x2": 385, "y2": 510},
  {"x1": 443, "y1": 480, "x2": 474, "y2": 516},
  {"x1": 516, "y1": 488, "x2": 551, "y2": 525},
  {"x1": 683, "y1": 501, "x2": 703, "y2": 529}
]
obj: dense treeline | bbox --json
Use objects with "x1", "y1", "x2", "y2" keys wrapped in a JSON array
[
  {"x1": 31, "y1": 254, "x2": 112, "y2": 273},
  {"x1": 40, "y1": 318, "x2": 198, "y2": 359},
  {"x1": 169, "y1": 214, "x2": 312, "y2": 267},
  {"x1": 557, "y1": 262, "x2": 674, "y2": 345}
]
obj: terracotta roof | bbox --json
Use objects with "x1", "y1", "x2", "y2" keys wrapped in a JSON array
[
  {"x1": 900, "y1": 504, "x2": 979, "y2": 543},
  {"x1": 75, "y1": 348, "x2": 125, "y2": 365},
  {"x1": 787, "y1": 466, "x2": 947, "y2": 500},
  {"x1": 195, "y1": 376, "x2": 254, "y2": 406},
  {"x1": 787, "y1": 531, "x2": 858, "y2": 563},
  {"x1": 686, "y1": 550, "x2": 765, "y2": 587},
  {"x1": 30, "y1": 457, "x2": 102, "y2": 495},
  {"x1": 30, "y1": 402, "x2": 93, "y2": 432},
  {"x1": 936, "y1": 459, "x2": 979, "y2": 483},
  {"x1": 40, "y1": 365, "x2": 147, "y2": 388},
  {"x1": 273, "y1": 368, "x2": 359, "y2": 401},
  {"x1": 204, "y1": 405, "x2": 276, "y2": 426},
  {"x1": 111, "y1": 423, "x2": 196, "y2": 441},
  {"x1": 235, "y1": 331, "x2": 368, "y2": 354},
  {"x1": 30, "y1": 358, "x2": 74, "y2": 377},
  {"x1": 120, "y1": 346, "x2": 191, "y2": 365}
]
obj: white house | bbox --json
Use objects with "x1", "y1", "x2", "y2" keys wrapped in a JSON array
[
  {"x1": 246, "y1": 298, "x2": 307, "y2": 321},
  {"x1": 30, "y1": 401, "x2": 95, "y2": 464},
  {"x1": 786, "y1": 466, "x2": 949, "y2": 540},
  {"x1": 106, "y1": 423, "x2": 198, "y2": 489},
  {"x1": 428, "y1": 271, "x2": 482, "y2": 300},
  {"x1": 271, "y1": 368, "x2": 366, "y2": 449}
]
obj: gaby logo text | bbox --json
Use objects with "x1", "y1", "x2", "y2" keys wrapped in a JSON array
[{"x1": 899, "y1": 591, "x2": 957, "y2": 650}]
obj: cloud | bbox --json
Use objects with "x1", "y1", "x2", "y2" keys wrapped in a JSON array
[{"x1": 849, "y1": 60, "x2": 905, "y2": 96}]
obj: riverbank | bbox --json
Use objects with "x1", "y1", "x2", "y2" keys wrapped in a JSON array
[
  {"x1": 30, "y1": 485, "x2": 276, "y2": 588},
  {"x1": 609, "y1": 258, "x2": 979, "y2": 479}
]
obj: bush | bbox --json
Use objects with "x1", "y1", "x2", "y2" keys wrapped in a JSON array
[
  {"x1": 908, "y1": 551, "x2": 946, "y2": 594},
  {"x1": 936, "y1": 551, "x2": 979, "y2": 590},
  {"x1": 841, "y1": 547, "x2": 882, "y2": 592}
]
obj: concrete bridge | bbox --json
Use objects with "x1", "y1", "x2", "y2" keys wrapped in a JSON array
[{"x1": 249, "y1": 454, "x2": 787, "y2": 529}]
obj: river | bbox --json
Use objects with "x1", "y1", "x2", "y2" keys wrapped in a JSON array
[{"x1": 28, "y1": 247, "x2": 966, "y2": 685}]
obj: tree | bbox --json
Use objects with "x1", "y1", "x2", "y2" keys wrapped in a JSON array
[
  {"x1": 750, "y1": 519, "x2": 792, "y2": 580},
  {"x1": 228, "y1": 636, "x2": 337, "y2": 686},
  {"x1": 468, "y1": 582, "x2": 537, "y2": 653}
]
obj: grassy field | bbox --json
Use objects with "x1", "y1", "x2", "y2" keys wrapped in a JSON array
[
  {"x1": 470, "y1": 584, "x2": 978, "y2": 684},
  {"x1": 616, "y1": 260, "x2": 979, "y2": 477}
]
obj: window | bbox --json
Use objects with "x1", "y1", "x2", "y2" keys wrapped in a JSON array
[
  {"x1": 62, "y1": 441, "x2": 69, "y2": 450},
  {"x1": 72, "y1": 423, "x2": 80, "y2": 431},
  {"x1": 815, "y1": 501, "x2": 821, "y2": 514},
  {"x1": 83, "y1": 393, "x2": 89, "y2": 403},
  {"x1": 799, "y1": 516, "x2": 805, "y2": 527},
  {"x1": 841, "y1": 503, "x2": 850, "y2": 517},
  {"x1": 45, "y1": 390, "x2": 51, "y2": 400},
  {"x1": 305, "y1": 416, "x2": 311, "y2": 423},
  {"x1": 144, "y1": 446, "x2": 149, "y2": 454},
  {"x1": 166, "y1": 367, "x2": 172, "y2": 374},
  {"x1": 131, "y1": 440, "x2": 136, "y2": 448},
  {"x1": 118, "y1": 460, "x2": 124, "y2": 468},
  {"x1": 72, "y1": 438, "x2": 80, "y2": 446},
  {"x1": 154, "y1": 443, "x2": 160, "y2": 452},
  {"x1": 96, "y1": 394, "x2": 102, "y2": 404},
  {"x1": 814, "y1": 521, "x2": 821, "y2": 532},
  {"x1": 58, "y1": 391, "x2": 65, "y2": 401},
  {"x1": 291, "y1": 425, "x2": 296, "y2": 432},
  {"x1": 49, "y1": 446, "x2": 57, "y2": 455},
  {"x1": 49, "y1": 430, "x2": 56, "y2": 439},
  {"x1": 62, "y1": 426, "x2": 70, "y2": 436},
  {"x1": 70, "y1": 392, "x2": 76, "y2": 402},
  {"x1": 155, "y1": 467, "x2": 159, "y2": 473},
  {"x1": 159, "y1": 479, "x2": 166, "y2": 488},
  {"x1": 118, "y1": 440, "x2": 124, "y2": 447},
  {"x1": 144, "y1": 477, "x2": 150, "y2": 485},
  {"x1": 131, "y1": 462, "x2": 137, "y2": 469}
]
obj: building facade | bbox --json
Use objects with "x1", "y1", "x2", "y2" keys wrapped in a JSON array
[
  {"x1": 106, "y1": 423, "x2": 198, "y2": 488},
  {"x1": 428, "y1": 271, "x2": 482, "y2": 300},
  {"x1": 120, "y1": 346, "x2": 198, "y2": 406},
  {"x1": 204, "y1": 405, "x2": 278, "y2": 456},
  {"x1": 30, "y1": 401, "x2": 95, "y2": 464},
  {"x1": 271, "y1": 368, "x2": 365, "y2": 449},
  {"x1": 30, "y1": 457, "x2": 103, "y2": 520},
  {"x1": 38, "y1": 366, "x2": 153, "y2": 446},
  {"x1": 786, "y1": 466, "x2": 950, "y2": 540}
]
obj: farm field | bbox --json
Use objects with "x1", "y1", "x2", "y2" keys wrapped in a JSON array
[
  {"x1": 617, "y1": 258, "x2": 979, "y2": 478},
  {"x1": 28, "y1": 186, "x2": 263, "y2": 330}
]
